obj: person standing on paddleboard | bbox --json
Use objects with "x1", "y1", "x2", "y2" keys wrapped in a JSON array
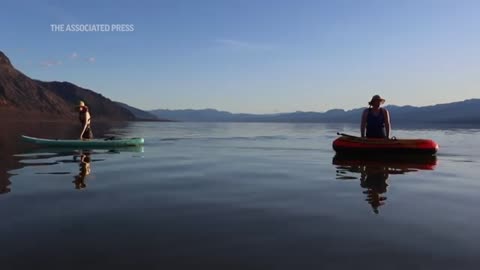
[
  {"x1": 360, "y1": 95, "x2": 391, "y2": 139},
  {"x1": 78, "y1": 101, "x2": 93, "y2": 139}
]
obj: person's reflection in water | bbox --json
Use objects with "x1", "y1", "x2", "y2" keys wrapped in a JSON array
[
  {"x1": 73, "y1": 151, "x2": 91, "y2": 190},
  {"x1": 334, "y1": 154, "x2": 437, "y2": 215},
  {"x1": 0, "y1": 175, "x2": 12, "y2": 194},
  {"x1": 359, "y1": 166, "x2": 389, "y2": 214}
]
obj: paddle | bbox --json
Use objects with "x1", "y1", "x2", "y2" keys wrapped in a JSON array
[
  {"x1": 337, "y1": 132, "x2": 360, "y2": 138},
  {"x1": 337, "y1": 132, "x2": 396, "y2": 140}
]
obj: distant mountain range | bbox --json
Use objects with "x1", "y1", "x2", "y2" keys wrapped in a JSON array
[
  {"x1": 0, "y1": 50, "x2": 159, "y2": 121},
  {"x1": 2, "y1": 50, "x2": 478, "y2": 125},
  {"x1": 151, "y1": 99, "x2": 480, "y2": 125},
  {"x1": 115, "y1": 102, "x2": 167, "y2": 121}
]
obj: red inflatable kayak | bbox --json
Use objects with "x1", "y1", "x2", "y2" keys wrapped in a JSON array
[{"x1": 333, "y1": 133, "x2": 439, "y2": 155}]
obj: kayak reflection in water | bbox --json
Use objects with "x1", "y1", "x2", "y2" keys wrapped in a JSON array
[
  {"x1": 73, "y1": 151, "x2": 91, "y2": 190},
  {"x1": 334, "y1": 154, "x2": 437, "y2": 214}
]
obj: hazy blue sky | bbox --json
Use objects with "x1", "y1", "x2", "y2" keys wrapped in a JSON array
[{"x1": 1, "y1": 0, "x2": 479, "y2": 113}]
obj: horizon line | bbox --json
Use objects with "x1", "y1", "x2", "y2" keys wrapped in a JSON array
[{"x1": 136, "y1": 97, "x2": 479, "y2": 115}]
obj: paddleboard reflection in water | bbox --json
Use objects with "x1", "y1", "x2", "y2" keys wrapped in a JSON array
[{"x1": 333, "y1": 154, "x2": 438, "y2": 214}]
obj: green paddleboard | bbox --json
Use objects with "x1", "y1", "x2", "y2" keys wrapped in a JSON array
[{"x1": 21, "y1": 135, "x2": 144, "y2": 148}]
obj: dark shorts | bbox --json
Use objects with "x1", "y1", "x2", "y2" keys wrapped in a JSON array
[{"x1": 82, "y1": 125, "x2": 94, "y2": 139}]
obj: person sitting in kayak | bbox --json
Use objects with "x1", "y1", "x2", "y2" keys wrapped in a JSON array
[
  {"x1": 360, "y1": 95, "x2": 391, "y2": 139},
  {"x1": 78, "y1": 101, "x2": 93, "y2": 139}
]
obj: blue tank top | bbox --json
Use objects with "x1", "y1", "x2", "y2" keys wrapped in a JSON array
[{"x1": 366, "y1": 108, "x2": 386, "y2": 138}]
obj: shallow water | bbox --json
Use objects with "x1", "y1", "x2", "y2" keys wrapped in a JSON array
[{"x1": 1, "y1": 122, "x2": 479, "y2": 269}]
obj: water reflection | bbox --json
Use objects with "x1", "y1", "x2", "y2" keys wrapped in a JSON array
[
  {"x1": 1, "y1": 121, "x2": 133, "y2": 195},
  {"x1": 73, "y1": 151, "x2": 92, "y2": 190},
  {"x1": 334, "y1": 154, "x2": 437, "y2": 214},
  {"x1": 4, "y1": 147, "x2": 143, "y2": 194},
  {"x1": 0, "y1": 175, "x2": 11, "y2": 194}
]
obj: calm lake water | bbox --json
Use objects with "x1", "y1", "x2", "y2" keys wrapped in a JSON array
[{"x1": 1, "y1": 122, "x2": 479, "y2": 269}]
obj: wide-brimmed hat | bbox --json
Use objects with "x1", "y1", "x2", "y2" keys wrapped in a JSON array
[
  {"x1": 368, "y1": 95, "x2": 385, "y2": 105},
  {"x1": 77, "y1": 101, "x2": 86, "y2": 107}
]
